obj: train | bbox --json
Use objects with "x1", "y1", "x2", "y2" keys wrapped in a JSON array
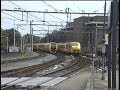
[
  {"x1": 57, "y1": 42, "x2": 81, "y2": 55},
  {"x1": 32, "y1": 42, "x2": 81, "y2": 55},
  {"x1": 33, "y1": 42, "x2": 57, "y2": 53}
]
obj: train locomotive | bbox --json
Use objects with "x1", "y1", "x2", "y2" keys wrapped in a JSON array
[{"x1": 57, "y1": 42, "x2": 81, "y2": 55}]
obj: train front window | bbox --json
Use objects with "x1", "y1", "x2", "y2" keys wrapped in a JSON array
[
  {"x1": 72, "y1": 43, "x2": 79, "y2": 46},
  {"x1": 51, "y1": 42, "x2": 56, "y2": 47}
]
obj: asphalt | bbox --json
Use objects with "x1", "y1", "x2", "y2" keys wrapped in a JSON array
[
  {"x1": 53, "y1": 70, "x2": 91, "y2": 90},
  {"x1": 86, "y1": 69, "x2": 119, "y2": 90},
  {"x1": 45, "y1": 66, "x2": 119, "y2": 90}
]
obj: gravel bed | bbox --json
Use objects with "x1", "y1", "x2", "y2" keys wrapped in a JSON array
[
  {"x1": 32, "y1": 55, "x2": 77, "y2": 76},
  {"x1": 1, "y1": 53, "x2": 57, "y2": 72}
]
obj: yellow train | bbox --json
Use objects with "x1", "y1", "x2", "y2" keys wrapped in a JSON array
[
  {"x1": 26, "y1": 42, "x2": 81, "y2": 55},
  {"x1": 33, "y1": 42, "x2": 57, "y2": 53},
  {"x1": 57, "y1": 42, "x2": 81, "y2": 55}
]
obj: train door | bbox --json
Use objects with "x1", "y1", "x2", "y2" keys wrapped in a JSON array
[{"x1": 66, "y1": 42, "x2": 71, "y2": 53}]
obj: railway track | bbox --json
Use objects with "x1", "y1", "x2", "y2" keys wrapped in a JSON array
[
  {"x1": 31, "y1": 56, "x2": 79, "y2": 77},
  {"x1": 1, "y1": 54, "x2": 65, "y2": 77},
  {"x1": 1, "y1": 54, "x2": 90, "y2": 90},
  {"x1": 40, "y1": 56, "x2": 89, "y2": 77}
]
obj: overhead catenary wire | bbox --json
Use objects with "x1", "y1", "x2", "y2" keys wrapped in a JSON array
[
  {"x1": 2, "y1": 11, "x2": 37, "y2": 22},
  {"x1": 8, "y1": 0, "x2": 65, "y2": 27},
  {"x1": 7, "y1": 1, "x2": 47, "y2": 22},
  {"x1": 2, "y1": 8, "x2": 106, "y2": 30},
  {"x1": 1, "y1": 9, "x2": 107, "y2": 15},
  {"x1": 11, "y1": 11, "x2": 39, "y2": 21},
  {"x1": 2, "y1": 12, "x2": 23, "y2": 21},
  {"x1": 2, "y1": 12, "x2": 47, "y2": 33},
  {"x1": 2, "y1": 1, "x2": 107, "y2": 39},
  {"x1": 42, "y1": 1, "x2": 70, "y2": 21},
  {"x1": 3, "y1": 1, "x2": 62, "y2": 37}
]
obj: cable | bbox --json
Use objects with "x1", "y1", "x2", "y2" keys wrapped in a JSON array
[
  {"x1": 2, "y1": 12, "x2": 22, "y2": 21},
  {"x1": 42, "y1": 1, "x2": 70, "y2": 22},
  {"x1": 10, "y1": 11, "x2": 38, "y2": 21},
  {"x1": 7, "y1": 1, "x2": 44, "y2": 22},
  {"x1": 8, "y1": 0, "x2": 62, "y2": 26}
]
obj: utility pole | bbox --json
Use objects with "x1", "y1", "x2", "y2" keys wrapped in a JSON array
[
  {"x1": 70, "y1": 13, "x2": 71, "y2": 22},
  {"x1": 95, "y1": 24, "x2": 98, "y2": 73},
  {"x1": 14, "y1": 20, "x2": 15, "y2": 47},
  {"x1": 95, "y1": 24, "x2": 98, "y2": 58},
  {"x1": 108, "y1": 33, "x2": 112, "y2": 90},
  {"x1": 66, "y1": 8, "x2": 69, "y2": 24},
  {"x1": 6, "y1": 37, "x2": 8, "y2": 52},
  {"x1": 87, "y1": 14, "x2": 90, "y2": 52},
  {"x1": 21, "y1": 34, "x2": 22, "y2": 52},
  {"x1": 30, "y1": 21, "x2": 32, "y2": 53},
  {"x1": 107, "y1": 0, "x2": 119, "y2": 89},
  {"x1": 47, "y1": 27, "x2": 49, "y2": 42},
  {"x1": 111, "y1": 0, "x2": 118, "y2": 89},
  {"x1": 101, "y1": 0, "x2": 106, "y2": 80},
  {"x1": 31, "y1": 28, "x2": 33, "y2": 52},
  {"x1": 23, "y1": 36, "x2": 24, "y2": 52},
  {"x1": 91, "y1": 46, "x2": 94, "y2": 90}
]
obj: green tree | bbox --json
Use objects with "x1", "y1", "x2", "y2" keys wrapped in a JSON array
[
  {"x1": 1, "y1": 28, "x2": 21, "y2": 47},
  {"x1": 23, "y1": 34, "x2": 40, "y2": 44}
]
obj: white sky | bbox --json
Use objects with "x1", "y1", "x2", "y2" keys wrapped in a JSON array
[{"x1": 1, "y1": 1, "x2": 111, "y2": 36}]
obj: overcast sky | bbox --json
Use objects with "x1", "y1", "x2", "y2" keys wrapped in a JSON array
[{"x1": 1, "y1": 1, "x2": 111, "y2": 36}]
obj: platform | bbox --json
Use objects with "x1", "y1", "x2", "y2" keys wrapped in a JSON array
[{"x1": 1, "y1": 77, "x2": 68, "y2": 89}]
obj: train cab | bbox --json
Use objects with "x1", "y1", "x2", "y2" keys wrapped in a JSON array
[
  {"x1": 50, "y1": 42, "x2": 57, "y2": 53},
  {"x1": 66, "y1": 42, "x2": 81, "y2": 54}
]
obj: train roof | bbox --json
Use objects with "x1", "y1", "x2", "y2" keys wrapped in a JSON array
[{"x1": 66, "y1": 42, "x2": 80, "y2": 44}]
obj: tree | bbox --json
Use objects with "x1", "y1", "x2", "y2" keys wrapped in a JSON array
[
  {"x1": 1, "y1": 28, "x2": 21, "y2": 47},
  {"x1": 1, "y1": 28, "x2": 7, "y2": 51},
  {"x1": 23, "y1": 34, "x2": 40, "y2": 44}
]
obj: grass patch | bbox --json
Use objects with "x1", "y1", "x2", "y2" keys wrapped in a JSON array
[{"x1": 1, "y1": 52, "x2": 32, "y2": 62}]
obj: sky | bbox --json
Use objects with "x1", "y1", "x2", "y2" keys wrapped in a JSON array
[{"x1": 1, "y1": 1, "x2": 111, "y2": 37}]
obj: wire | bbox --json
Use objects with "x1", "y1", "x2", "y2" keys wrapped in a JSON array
[
  {"x1": 9, "y1": 11, "x2": 38, "y2": 21},
  {"x1": 8, "y1": 0, "x2": 63, "y2": 26},
  {"x1": 2, "y1": 12, "x2": 22, "y2": 21},
  {"x1": 7, "y1": 1, "x2": 44, "y2": 21},
  {"x1": 42, "y1": 1, "x2": 70, "y2": 22},
  {"x1": 42, "y1": 1, "x2": 58, "y2": 11}
]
